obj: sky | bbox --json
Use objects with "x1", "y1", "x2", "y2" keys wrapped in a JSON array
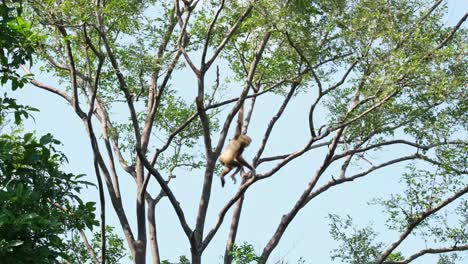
[{"x1": 6, "y1": 1, "x2": 468, "y2": 263}]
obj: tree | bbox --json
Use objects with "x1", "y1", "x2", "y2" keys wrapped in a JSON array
[
  {"x1": 0, "y1": 128, "x2": 96, "y2": 263},
  {"x1": 1, "y1": 1, "x2": 129, "y2": 263},
  {"x1": 6, "y1": 0, "x2": 467, "y2": 263}
]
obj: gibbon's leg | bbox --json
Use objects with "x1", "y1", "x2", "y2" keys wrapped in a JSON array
[
  {"x1": 220, "y1": 165, "x2": 232, "y2": 187},
  {"x1": 236, "y1": 155, "x2": 255, "y2": 176},
  {"x1": 230, "y1": 166, "x2": 242, "y2": 184},
  {"x1": 221, "y1": 160, "x2": 241, "y2": 187}
]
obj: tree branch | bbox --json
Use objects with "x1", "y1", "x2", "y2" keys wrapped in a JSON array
[
  {"x1": 383, "y1": 244, "x2": 468, "y2": 264},
  {"x1": 377, "y1": 185, "x2": 468, "y2": 264}
]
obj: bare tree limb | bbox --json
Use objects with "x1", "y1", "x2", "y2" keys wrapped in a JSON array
[
  {"x1": 305, "y1": 154, "x2": 420, "y2": 204},
  {"x1": 57, "y1": 25, "x2": 85, "y2": 118},
  {"x1": 136, "y1": 149, "x2": 194, "y2": 244},
  {"x1": 260, "y1": 127, "x2": 345, "y2": 262},
  {"x1": 195, "y1": 32, "x2": 272, "y2": 253},
  {"x1": 201, "y1": 0, "x2": 226, "y2": 66},
  {"x1": 20, "y1": 65, "x2": 72, "y2": 103},
  {"x1": 253, "y1": 82, "x2": 298, "y2": 166}
]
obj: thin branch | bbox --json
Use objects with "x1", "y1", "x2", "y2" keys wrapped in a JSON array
[
  {"x1": 20, "y1": 65, "x2": 72, "y2": 103},
  {"x1": 377, "y1": 185, "x2": 468, "y2": 264},
  {"x1": 57, "y1": 25, "x2": 85, "y2": 118},
  {"x1": 253, "y1": 82, "x2": 298, "y2": 166},
  {"x1": 141, "y1": 48, "x2": 184, "y2": 198},
  {"x1": 196, "y1": 31, "x2": 272, "y2": 256},
  {"x1": 257, "y1": 141, "x2": 331, "y2": 165},
  {"x1": 140, "y1": 10, "x2": 178, "y2": 153},
  {"x1": 284, "y1": 31, "x2": 322, "y2": 94},
  {"x1": 136, "y1": 149, "x2": 194, "y2": 243},
  {"x1": 79, "y1": 230, "x2": 101, "y2": 264},
  {"x1": 223, "y1": 86, "x2": 260, "y2": 263},
  {"x1": 45, "y1": 54, "x2": 91, "y2": 82},
  {"x1": 51, "y1": 201, "x2": 100, "y2": 264},
  {"x1": 83, "y1": 118, "x2": 136, "y2": 256},
  {"x1": 215, "y1": 32, "x2": 272, "y2": 155},
  {"x1": 332, "y1": 139, "x2": 428, "y2": 161},
  {"x1": 96, "y1": 13, "x2": 141, "y2": 146},
  {"x1": 305, "y1": 154, "x2": 419, "y2": 204},
  {"x1": 202, "y1": 177, "x2": 256, "y2": 249},
  {"x1": 432, "y1": 12, "x2": 467, "y2": 52},
  {"x1": 205, "y1": 3, "x2": 255, "y2": 69},
  {"x1": 419, "y1": 155, "x2": 468, "y2": 175},
  {"x1": 177, "y1": 5, "x2": 200, "y2": 75},
  {"x1": 260, "y1": 127, "x2": 345, "y2": 262},
  {"x1": 383, "y1": 244, "x2": 468, "y2": 264},
  {"x1": 201, "y1": 0, "x2": 226, "y2": 66},
  {"x1": 394, "y1": 0, "x2": 444, "y2": 50}
]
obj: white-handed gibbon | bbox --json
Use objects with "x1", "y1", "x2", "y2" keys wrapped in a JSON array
[{"x1": 218, "y1": 135, "x2": 255, "y2": 187}]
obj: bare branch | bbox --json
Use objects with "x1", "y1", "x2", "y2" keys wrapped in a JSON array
[
  {"x1": 45, "y1": 54, "x2": 91, "y2": 82},
  {"x1": 202, "y1": 177, "x2": 256, "y2": 249},
  {"x1": 253, "y1": 83, "x2": 298, "y2": 166},
  {"x1": 257, "y1": 141, "x2": 331, "y2": 165},
  {"x1": 201, "y1": 0, "x2": 226, "y2": 66},
  {"x1": 332, "y1": 139, "x2": 427, "y2": 161},
  {"x1": 136, "y1": 149, "x2": 194, "y2": 243},
  {"x1": 215, "y1": 32, "x2": 272, "y2": 155},
  {"x1": 57, "y1": 25, "x2": 85, "y2": 118},
  {"x1": 20, "y1": 65, "x2": 73, "y2": 103},
  {"x1": 432, "y1": 12, "x2": 467, "y2": 52},
  {"x1": 260, "y1": 127, "x2": 345, "y2": 261},
  {"x1": 284, "y1": 31, "x2": 322, "y2": 94},
  {"x1": 305, "y1": 154, "x2": 419, "y2": 204},
  {"x1": 95, "y1": 13, "x2": 142, "y2": 146}
]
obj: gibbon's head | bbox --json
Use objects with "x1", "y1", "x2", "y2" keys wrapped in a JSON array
[{"x1": 238, "y1": 135, "x2": 252, "y2": 146}]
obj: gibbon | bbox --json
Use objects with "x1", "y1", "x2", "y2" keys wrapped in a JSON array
[{"x1": 218, "y1": 135, "x2": 255, "y2": 187}]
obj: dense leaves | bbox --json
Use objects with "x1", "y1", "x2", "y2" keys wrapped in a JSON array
[
  {"x1": 0, "y1": 131, "x2": 97, "y2": 263},
  {"x1": 0, "y1": 1, "x2": 36, "y2": 90}
]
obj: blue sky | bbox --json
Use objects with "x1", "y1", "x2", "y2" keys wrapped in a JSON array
[{"x1": 7, "y1": 1, "x2": 468, "y2": 263}]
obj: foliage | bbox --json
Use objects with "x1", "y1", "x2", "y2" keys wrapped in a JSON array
[
  {"x1": 0, "y1": 130, "x2": 97, "y2": 263},
  {"x1": 0, "y1": 1, "x2": 36, "y2": 90},
  {"x1": 229, "y1": 242, "x2": 262, "y2": 264},
  {"x1": 328, "y1": 214, "x2": 385, "y2": 264},
  {"x1": 161, "y1": 255, "x2": 191, "y2": 264},
  {"x1": 67, "y1": 225, "x2": 129, "y2": 264},
  {"x1": 0, "y1": 95, "x2": 37, "y2": 128},
  {"x1": 0, "y1": 8, "x2": 100, "y2": 261},
  {"x1": 7, "y1": 0, "x2": 468, "y2": 263}
]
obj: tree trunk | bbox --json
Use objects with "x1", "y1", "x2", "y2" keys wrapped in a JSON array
[
  {"x1": 224, "y1": 185, "x2": 246, "y2": 264},
  {"x1": 191, "y1": 249, "x2": 201, "y2": 264},
  {"x1": 148, "y1": 201, "x2": 160, "y2": 264},
  {"x1": 134, "y1": 240, "x2": 146, "y2": 264}
]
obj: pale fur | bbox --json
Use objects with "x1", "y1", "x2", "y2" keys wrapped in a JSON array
[{"x1": 219, "y1": 135, "x2": 251, "y2": 166}]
